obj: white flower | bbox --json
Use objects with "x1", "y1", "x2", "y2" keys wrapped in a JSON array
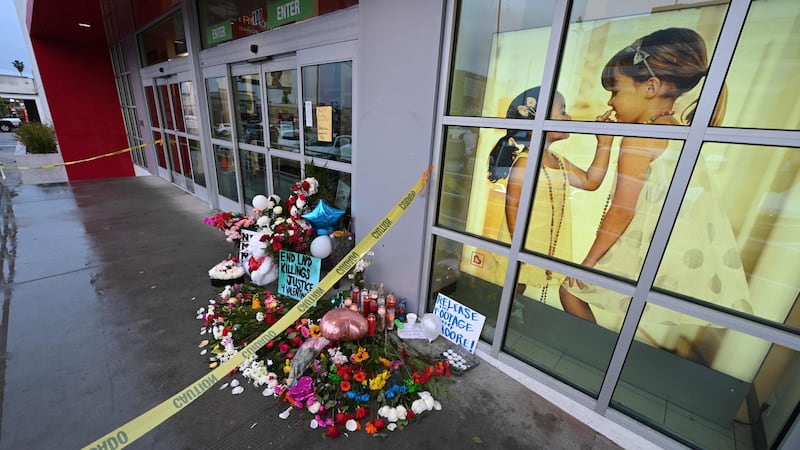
[
  {"x1": 345, "y1": 419, "x2": 358, "y2": 432},
  {"x1": 378, "y1": 405, "x2": 391, "y2": 417},
  {"x1": 411, "y1": 399, "x2": 427, "y2": 415},
  {"x1": 387, "y1": 423, "x2": 397, "y2": 432},
  {"x1": 296, "y1": 199, "x2": 306, "y2": 209},
  {"x1": 386, "y1": 408, "x2": 398, "y2": 423},
  {"x1": 273, "y1": 206, "x2": 283, "y2": 215},
  {"x1": 307, "y1": 401, "x2": 321, "y2": 414},
  {"x1": 256, "y1": 216, "x2": 270, "y2": 227},
  {"x1": 256, "y1": 312, "x2": 265, "y2": 322},
  {"x1": 309, "y1": 419, "x2": 319, "y2": 429},
  {"x1": 396, "y1": 405, "x2": 407, "y2": 420}
]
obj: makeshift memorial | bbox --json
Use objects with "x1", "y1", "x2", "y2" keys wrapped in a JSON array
[{"x1": 196, "y1": 269, "x2": 452, "y2": 438}]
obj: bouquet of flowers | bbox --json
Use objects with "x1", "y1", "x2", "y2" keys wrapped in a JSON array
[
  {"x1": 249, "y1": 177, "x2": 319, "y2": 260},
  {"x1": 196, "y1": 282, "x2": 451, "y2": 438},
  {"x1": 204, "y1": 211, "x2": 256, "y2": 242}
]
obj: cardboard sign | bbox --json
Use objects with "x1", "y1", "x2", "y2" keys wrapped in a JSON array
[
  {"x1": 278, "y1": 250, "x2": 321, "y2": 300},
  {"x1": 432, "y1": 293, "x2": 486, "y2": 354},
  {"x1": 316, "y1": 106, "x2": 333, "y2": 142}
]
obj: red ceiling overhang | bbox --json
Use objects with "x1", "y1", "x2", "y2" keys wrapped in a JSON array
[{"x1": 27, "y1": 0, "x2": 107, "y2": 46}]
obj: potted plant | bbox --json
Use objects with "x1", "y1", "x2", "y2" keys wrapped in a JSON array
[{"x1": 13, "y1": 122, "x2": 68, "y2": 184}]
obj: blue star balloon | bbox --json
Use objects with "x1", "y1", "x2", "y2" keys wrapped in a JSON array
[{"x1": 302, "y1": 199, "x2": 345, "y2": 235}]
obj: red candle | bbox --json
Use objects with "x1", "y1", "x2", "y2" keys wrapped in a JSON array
[
  {"x1": 363, "y1": 297, "x2": 372, "y2": 318},
  {"x1": 367, "y1": 314, "x2": 376, "y2": 336}
]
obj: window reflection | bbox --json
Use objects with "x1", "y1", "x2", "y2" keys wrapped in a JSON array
[
  {"x1": 239, "y1": 149, "x2": 266, "y2": 206},
  {"x1": 179, "y1": 81, "x2": 200, "y2": 135},
  {"x1": 719, "y1": 0, "x2": 800, "y2": 130},
  {"x1": 612, "y1": 304, "x2": 799, "y2": 450},
  {"x1": 507, "y1": 264, "x2": 627, "y2": 395},
  {"x1": 206, "y1": 77, "x2": 233, "y2": 140},
  {"x1": 302, "y1": 62, "x2": 353, "y2": 163},
  {"x1": 429, "y1": 236, "x2": 507, "y2": 345},
  {"x1": 138, "y1": 11, "x2": 187, "y2": 67},
  {"x1": 266, "y1": 69, "x2": 299, "y2": 152},
  {"x1": 657, "y1": 143, "x2": 800, "y2": 330},
  {"x1": 235, "y1": 74, "x2": 264, "y2": 146},
  {"x1": 448, "y1": 0, "x2": 556, "y2": 117},
  {"x1": 214, "y1": 145, "x2": 238, "y2": 201},
  {"x1": 271, "y1": 157, "x2": 301, "y2": 199}
]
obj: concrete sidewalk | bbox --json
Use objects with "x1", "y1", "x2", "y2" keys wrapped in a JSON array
[{"x1": 0, "y1": 149, "x2": 652, "y2": 449}]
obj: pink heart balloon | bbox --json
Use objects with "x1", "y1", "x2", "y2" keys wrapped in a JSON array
[{"x1": 320, "y1": 308, "x2": 369, "y2": 341}]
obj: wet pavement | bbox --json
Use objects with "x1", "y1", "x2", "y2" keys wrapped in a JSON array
[{"x1": 0, "y1": 136, "x2": 652, "y2": 449}]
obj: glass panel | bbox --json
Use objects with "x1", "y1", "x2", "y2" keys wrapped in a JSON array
[
  {"x1": 133, "y1": 0, "x2": 180, "y2": 28},
  {"x1": 302, "y1": 62, "x2": 352, "y2": 163},
  {"x1": 138, "y1": 11, "x2": 187, "y2": 67},
  {"x1": 266, "y1": 69, "x2": 299, "y2": 152},
  {"x1": 612, "y1": 304, "x2": 800, "y2": 450},
  {"x1": 239, "y1": 149, "x2": 267, "y2": 206},
  {"x1": 170, "y1": 83, "x2": 185, "y2": 132},
  {"x1": 178, "y1": 136, "x2": 193, "y2": 177},
  {"x1": 271, "y1": 157, "x2": 301, "y2": 199},
  {"x1": 159, "y1": 85, "x2": 174, "y2": 130},
  {"x1": 206, "y1": 77, "x2": 233, "y2": 140},
  {"x1": 197, "y1": 0, "x2": 358, "y2": 49},
  {"x1": 429, "y1": 236, "x2": 506, "y2": 345},
  {"x1": 556, "y1": 1, "x2": 728, "y2": 124},
  {"x1": 165, "y1": 133, "x2": 180, "y2": 174},
  {"x1": 235, "y1": 74, "x2": 264, "y2": 146},
  {"x1": 447, "y1": 0, "x2": 556, "y2": 117},
  {"x1": 306, "y1": 166, "x2": 352, "y2": 218},
  {"x1": 179, "y1": 81, "x2": 200, "y2": 135},
  {"x1": 506, "y1": 264, "x2": 627, "y2": 395},
  {"x1": 437, "y1": 125, "x2": 484, "y2": 236},
  {"x1": 655, "y1": 143, "x2": 800, "y2": 330},
  {"x1": 145, "y1": 86, "x2": 160, "y2": 127},
  {"x1": 214, "y1": 145, "x2": 238, "y2": 201},
  {"x1": 153, "y1": 131, "x2": 166, "y2": 169},
  {"x1": 718, "y1": 0, "x2": 800, "y2": 130},
  {"x1": 188, "y1": 139, "x2": 206, "y2": 187}
]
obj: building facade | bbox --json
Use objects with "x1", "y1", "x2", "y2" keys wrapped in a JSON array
[{"x1": 20, "y1": 1, "x2": 800, "y2": 448}]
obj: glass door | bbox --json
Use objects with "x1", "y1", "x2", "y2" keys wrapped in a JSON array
[{"x1": 143, "y1": 72, "x2": 206, "y2": 197}]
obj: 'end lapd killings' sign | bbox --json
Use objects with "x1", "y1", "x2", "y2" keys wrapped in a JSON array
[
  {"x1": 433, "y1": 293, "x2": 486, "y2": 354},
  {"x1": 278, "y1": 250, "x2": 320, "y2": 300}
]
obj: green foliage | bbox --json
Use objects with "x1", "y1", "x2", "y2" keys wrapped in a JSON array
[
  {"x1": 0, "y1": 97, "x2": 9, "y2": 117},
  {"x1": 12, "y1": 60, "x2": 24, "y2": 76},
  {"x1": 14, "y1": 122, "x2": 57, "y2": 154}
]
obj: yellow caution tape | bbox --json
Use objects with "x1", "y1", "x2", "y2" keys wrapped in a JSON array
[
  {"x1": 83, "y1": 166, "x2": 433, "y2": 450},
  {"x1": 0, "y1": 139, "x2": 162, "y2": 170}
]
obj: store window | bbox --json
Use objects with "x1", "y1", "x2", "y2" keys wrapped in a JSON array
[
  {"x1": 239, "y1": 148, "x2": 267, "y2": 206},
  {"x1": 612, "y1": 304, "x2": 800, "y2": 450},
  {"x1": 206, "y1": 77, "x2": 233, "y2": 140},
  {"x1": 266, "y1": 69, "x2": 299, "y2": 152},
  {"x1": 447, "y1": 0, "x2": 557, "y2": 117},
  {"x1": 214, "y1": 145, "x2": 238, "y2": 201},
  {"x1": 656, "y1": 143, "x2": 800, "y2": 330},
  {"x1": 179, "y1": 81, "x2": 200, "y2": 135},
  {"x1": 302, "y1": 61, "x2": 353, "y2": 163},
  {"x1": 718, "y1": 0, "x2": 800, "y2": 130},
  {"x1": 271, "y1": 157, "x2": 301, "y2": 201},
  {"x1": 197, "y1": 0, "x2": 359, "y2": 50},
  {"x1": 138, "y1": 10, "x2": 187, "y2": 67},
  {"x1": 234, "y1": 74, "x2": 264, "y2": 146},
  {"x1": 507, "y1": 265, "x2": 627, "y2": 395}
]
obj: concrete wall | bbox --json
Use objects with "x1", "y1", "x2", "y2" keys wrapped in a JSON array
[{"x1": 355, "y1": 0, "x2": 445, "y2": 312}]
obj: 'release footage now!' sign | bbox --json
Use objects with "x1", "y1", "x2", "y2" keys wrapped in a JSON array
[{"x1": 433, "y1": 293, "x2": 486, "y2": 354}]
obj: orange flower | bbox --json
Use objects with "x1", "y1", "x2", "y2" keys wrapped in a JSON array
[
  {"x1": 365, "y1": 421, "x2": 377, "y2": 435},
  {"x1": 252, "y1": 298, "x2": 261, "y2": 310},
  {"x1": 379, "y1": 357, "x2": 392, "y2": 368},
  {"x1": 340, "y1": 380, "x2": 351, "y2": 392},
  {"x1": 353, "y1": 370, "x2": 367, "y2": 383},
  {"x1": 352, "y1": 347, "x2": 370, "y2": 363},
  {"x1": 309, "y1": 324, "x2": 321, "y2": 337}
]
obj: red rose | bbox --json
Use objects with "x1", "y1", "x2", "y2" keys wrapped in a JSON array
[
  {"x1": 374, "y1": 418, "x2": 386, "y2": 430},
  {"x1": 355, "y1": 406, "x2": 368, "y2": 420},
  {"x1": 325, "y1": 426, "x2": 341, "y2": 438}
]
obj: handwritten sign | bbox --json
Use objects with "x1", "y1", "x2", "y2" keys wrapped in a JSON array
[
  {"x1": 278, "y1": 250, "x2": 320, "y2": 300},
  {"x1": 316, "y1": 106, "x2": 333, "y2": 142},
  {"x1": 433, "y1": 293, "x2": 485, "y2": 354}
]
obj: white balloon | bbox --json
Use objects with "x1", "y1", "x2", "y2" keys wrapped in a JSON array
[
  {"x1": 309, "y1": 234, "x2": 333, "y2": 259},
  {"x1": 252, "y1": 194, "x2": 270, "y2": 211},
  {"x1": 420, "y1": 314, "x2": 441, "y2": 343}
]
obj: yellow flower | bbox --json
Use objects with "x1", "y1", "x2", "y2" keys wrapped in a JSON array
[
  {"x1": 252, "y1": 297, "x2": 261, "y2": 310},
  {"x1": 283, "y1": 358, "x2": 291, "y2": 374},
  {"x1": 309, "y1": 324, "x2": 321, "y2": 338},
  {"x1": 368, "y1": 370, "x2": 391, "y2": 390},
  {"x1": 353, "y1": 347, "x2": 370, "y2": 363}
]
